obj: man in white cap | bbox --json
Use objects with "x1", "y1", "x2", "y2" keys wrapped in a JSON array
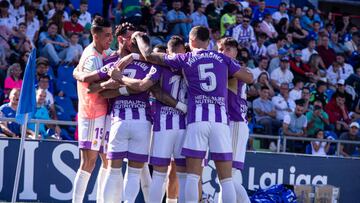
[{"x1": 339, "y1": 122, "x2": 360, "y2": 157}]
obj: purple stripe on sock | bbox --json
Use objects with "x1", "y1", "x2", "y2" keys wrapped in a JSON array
[
  {"x1": 128, "y1": 152, "x2": 148, "y2": 162},
  {"x1": 174, "y1": 158, "x2": 186, "y2": 167},
  {"x1": 78, "y1": 141, "x2": 92, "y2": 149},
  {"x1": 181, "y1": 148, "x2": 206, "y2": 159},
  {"x1": 150, "y1": 157, "x2": 171, "y2": 166},
  {"x1": 107, "y1": 151, "x2": 127, "y2": 160},
  {"x1": 232, "y1": 161, "x2": 244, "y2": 170},
  {"x1": 210, "y1": 152, "x2": 233, "y2": 161}
]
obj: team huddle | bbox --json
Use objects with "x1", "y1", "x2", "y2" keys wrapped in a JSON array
[{"x1": 72, "y1": 16, "x2": 253, "y2": 203}]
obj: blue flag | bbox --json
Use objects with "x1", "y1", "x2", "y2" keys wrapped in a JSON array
[{"x1": 15, "y1": 48, "x2": 37, "y2": 125}]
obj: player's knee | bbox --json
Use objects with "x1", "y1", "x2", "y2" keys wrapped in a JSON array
[{"x1": 81, "y1": 157, "x2": 97, "y2": 172}]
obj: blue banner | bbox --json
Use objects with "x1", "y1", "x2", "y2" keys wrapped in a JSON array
[{"x1": 0, "y1": 138, "x2": 359, "y2": 202}]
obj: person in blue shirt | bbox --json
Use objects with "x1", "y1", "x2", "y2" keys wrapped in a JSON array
[
  {"x1": 0, "y1": 88, "x2": 35, "y2": 138},
  {"x1": 252, "y1": 0, "x2": 270, "y2": 22},
  {"x1": 166, "y1": 0, "x2": 192, "y2": 41}
]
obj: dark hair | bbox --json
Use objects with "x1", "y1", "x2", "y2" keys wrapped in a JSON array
[
  {"x1": 264, "y1": 13, "x2": 272, "y2": 19},
  {"x1": 18, "y1": 22, "x2": 27, "y2": 27},
  {"x1": 26, "y1": 5, "x2": 36, "y2": 12},
  {"x1": 80, "y1": 0, "x2": 88, "y2": 5},
  {"x1": 316, "y1": 80, "x2": 327, "y2": 88},
  {"x1": 47, "y1": 21, "x2": 58, "y2": 28},
  {"x1": 167, "y1": 35, "x2": 185, "y2": 52},
  {"x1": 153, "y1": 44, "x2": 167, "y2": 53},
  {"x1": 257, "y1": 32, "x2": 268, "y2": 40},
  {"x1": 71, "y1": 9, "x2": 81, "y2": 17},
  {"x1": 218, "y1": 37, "x2": 238, "y2": 48},
  {"x1": 0, "y1": 0, "x2": 10, "y2": 8},
  {"x1": 261, "y1": 85, "x2": 269, "y2": 91},
  {"x1": 69, "y1": 32, "x2": 79, "y2": 38},
  {"x1": 314, "y1": 129, "x2": 324, "y2": 138},
  {"x1": 91, "y1": 16, "x2": 111, "y2": 34},
  {"x1": 39, "y1": 75, "x2": 50, "y2": 81},
  {"x1": 335, "y1": 92, "x2": 346, "y2": 98},
  {"x1": 276, "y1": 35, "x2": 287, "y2": 42},
  {"x1": 115, "y1": 22, "x2": 136, "y2": 37},
  {"x1": 257, "y1": 72, "x2": 269, "y2": 81},
  {"x1": 190, "y1": 26, "x2": 209, "y2": 42}
]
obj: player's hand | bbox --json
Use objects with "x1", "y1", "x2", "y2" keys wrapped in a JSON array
[
  {"x1": 87, "y1": 82, "x2": 102, "y2": 93},
  {"x1": 109, "y1": 68, "x2": 123, "y2": 82}
]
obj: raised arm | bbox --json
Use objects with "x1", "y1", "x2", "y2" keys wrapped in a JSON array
[
  {"x1": 134, "y1": 33, "x2": 167, "y2": 66},
  {"x1": 232, "y1": 68, "x2": 254, "y2": 85}
]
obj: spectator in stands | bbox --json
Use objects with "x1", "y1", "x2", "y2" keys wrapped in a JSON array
[
  {"x1": 50, "y1": 10, "x2": 66, "y2": 37},
  {"x1": 335, "y1": 53, "x2": 354, "y2": 80},
  {"x1": 301, "y1": 8, "x2": 322, "y2": 32},
  {"x1": 306, "y1": 100, "x2": 330, "y2": 137},
  {"x1": 272, "y1": 2, "x2": 289, "y2": 24},
  {"x1": 329, "y1": 32, "x2": 347, "y2": 55},
  {"x1": 232, "y1": 15, "x2": 255, "y2": 48},
  {"x1": 339, "y1": 122, "x2": 360, "y2": 157},
  {"x1": 66, "y1": 33, "x2": 83, "y2": 65},
  {"x1": 253, "y1": 86, "x2": 282, "y2": 136},
  {"x1": 272, "y1": 82, "x2": 295, "y2": 121},
  {"x1": 290, "y1": 48, "x2": 313, "y2": 83},
  {"x1": 259, "y1": 13, "x2": 277, "y2": 40},
  {"x1": 166, "y1": 0, "x2": 192, "y2": 41},
  {"x1": 30, "y1": 0, "x2": 45, "y2": 27},
  {"x1": 78, "y1": 0, "x2": 91, "y2": 27},
  {"x1": 250, "y1": 56, "x2": 269, "y2": 82},
  {"x1": 267, "y1": 35, "x2": 287, "y2": 58},
  {"x1": 38, "y1": 21, "x2": 70, "y2": 66},
  {"x1": 301, "y1": 87, "x2": 311, "y2": 113},
  {"x1": 4, "y1": 63, "x2": 22, "y2": 98},
  {"x1": 207, "y1": 28, "x2": 220, "y2": 50},
  {"x1": 148, "y1": 11, "x2": 167, "y2": 46},
  {"x1": 249, "y1": 72, "x2": 275, "y2": 99},
  {"x1": 311, "y1": 129, "x2": 330, "y2": 156},
  {"x1": 325, "y1": 92, "x2": 351, "y2": 132},
  {"x1": 9, "y1": 0, "x2": 25, "y2": 22},
  {"x1": 308, "y1": 54, "x2": 325, "y2": 82},
  {"x1": 220, "y1": 3, "x2": 237, "y2": 36},
  {"x1": 0, "y1": 88, "x2": 35, "y2": 138},
  {"x1": 0, "y1": 0, "x2": 17, "y2": 30},
  {"x1": 47, "y1": 0, "x2": 68, "y2": 21},
  {"x1": 64, "y1": 10, "x2": 84, "y2": 38},
  {"x1": 289, "y1": 17, "x2": 309, "y2": 47},
  {"x1": 289, "y1": 79, "x2": 303, "y2": 101},
  {"x1": 37, "y1": 75, "x2": 57, "y2": 119},
  {"x1": 317, "y1": 35, "x2": 336, "y2": 68},
  {"x1": 253, "y1": 0, "x2": 270, "y2": 22},
  {"x1": 327, "y1": 61, "x2": 341, "y2": 90},
  {"x1": 301, "y1": 38, "x2": 318, "y2": 63},
  {"x1": 10, "y1": 22, "x2": 32, "y2": 54},
  {"x1": 270, "y1": 56, "x2": 294, "y2": 91},
  {"x1": 18, "y1": 6, "x2": 40, "y2": 44},
  {"x1": 190, "y1": 2, "x2": 208, "y2": 28},
  {"x1": 344, "y1": 31, "x2": 359, "y2": 54},
  {"x1": 310, "y1": 80, "x2": 328, "y2": 106},
  {"x1": 35, "y1": 57, "x2": 54, "y2": 93},
  {"x1": 282, "y1": 99, "x2": 308, "y2": 153},
  {"x1": 250, "y1": 32, "x2": 267, "y2": 62},
  {"x1": 28, "y1": 89, "x2": 61, "y2": 139},
  {"x1": 275, "y1": 17, "x2": 289, "y2": 37},
  {"x1": 336, "y1": 79, "x2": 354, "y2": 110},
  {"x1": 204, "y1": 2, "x2": 220, "y2": 30}
]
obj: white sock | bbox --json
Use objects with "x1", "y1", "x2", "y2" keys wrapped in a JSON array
[
  {"x1": 149, "y1": 171, "x2": 167, "y2": 203},
  {"x1": 184, "y1": 174, "x2": 200, "y2": 203},
  {"x1": 232, "y1": 169, "x2": 250, "y2": 203},
  {"x1": 96, "y1": 167, "x2": 107, "y2": 203},
  {"x1": 103, "y1": 168, "x2": 123, "y2": 203},
  {"x1": 72, "y1": 170, "x2": 91, "y2": 203},
  {"x1": 176, "y1": 172, "x2": 186, "y2": 203},
  {"x1": 166, "y1": 198, "x2": 177, "y2": 203},
  {"x1": 124, "y1": 166, "x2": 142, "y2": 203},
  {"x1": 140, "y1": 164, "x2": 152, "y2": 202},
  {"x1": 220, "y1": 178, "x2": 236, "y2": 203}
]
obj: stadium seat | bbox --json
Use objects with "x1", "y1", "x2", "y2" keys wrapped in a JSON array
[
  {"x1": 56, "y1": 80, "x2": 78, "y2": 100},
  {"x1": 57, "y1": 65, "x2": 76, "y2": 84},
  {"x1": 55, "y1": 96, "x2": 77, "y2": 118},
  {"x1": 55, "y1": 104, "x2": 72, "y2": 121},
  {"x1": 305, "y1": 143, "x2": 312, "y2": 154}
]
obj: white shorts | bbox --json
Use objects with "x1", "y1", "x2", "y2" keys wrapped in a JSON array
[
  {"x1": 78, "y1": 115, "x2": 106, "y2": 152},
  {"x1": 107, "y1": 120, "x2": 152, "y2": 162},
  {"x1": 230, "y1": 121, "x2": 249, "y2": 170},
  {"x1": 150, "y1": 129, "x2": 186, "y2": 167},
  {"x1": 181, "y1": 122, "x2": 232, "y2": 161},
  {"x1": 101, "y1": 115, "x2": 111, "y2": 154}
]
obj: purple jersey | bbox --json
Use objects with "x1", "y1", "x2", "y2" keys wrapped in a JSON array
[
  {"x1": 153, "y1": 67, "x2": 187, "y2": 131},
  {"x1": 97, "y1": 54, "x2": 120, "y2": 80},
  {"x1": 163, "y1": 50, "x2": 240, "y2": 124},
  {"x1": 228, "y1": 77, "x2": 248, "y2": 122},
  {"x1": 111, "y1": 60, "x2": 161, "y2": 122}
]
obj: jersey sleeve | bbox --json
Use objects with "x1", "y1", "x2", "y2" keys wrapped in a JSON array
[
  {"x1": 83, "y1": 55, "x2": 101, "y2": 72},
  {"x1": 163, "y1": 53, "x2": 186, "y2": 71},
  {"x1": 145, "y1": 64, "x2": 162, "y2": 82},
  {"x1": 227, "y1": 58, "x2": 241, "y2": 76},
  {"x1": 96, "y1": 62, "x2": 113, "y2": 80}
]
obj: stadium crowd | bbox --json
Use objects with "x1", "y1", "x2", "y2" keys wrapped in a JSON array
[{"x1": 0, "y1": 0, "x2": 359, "y2": 156}]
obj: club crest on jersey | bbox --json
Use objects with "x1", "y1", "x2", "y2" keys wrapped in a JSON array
[
  {"x1": 149, "y1": 66, "x2": 157, "y2": 75},
  {"x1": 93, "y1": 140, "x2": 98, "y2": 146}
]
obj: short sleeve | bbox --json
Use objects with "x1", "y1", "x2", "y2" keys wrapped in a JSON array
[
  {"x1": 96, "y1": 62, "x2": 113, "y2": 80},
  {"x1": 227, "y1": 58, "x2": 241, "y2": 76},
  {"x1": 283, "y1": 114, "x2": 291, "y2": 124},
  {"x1": 163, "y1": 54, "x2": 186, "y2": 71},
  {"x1": 145, "y1": 65, "x2": 162, "y2": 82},
  {"x1": 83, "y1": 55, "x2": 101, "y2": 72},
  {"x1": 303, "y1": 118, "x2": 308, "y2": 128}
]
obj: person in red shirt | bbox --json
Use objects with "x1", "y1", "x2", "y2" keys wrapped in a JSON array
[
  {"x1": 324, "y1": 92, "x2": 351, "y2": 133},
  {"x1": 317, "y1": 35, "x2": 336, "y2": 68},
  {"x1": 290, "y1": 48, "x2": 314, "y2": 83},
  {"x1": 64, "y1": 10, "x2": 84, "y2": 37}
]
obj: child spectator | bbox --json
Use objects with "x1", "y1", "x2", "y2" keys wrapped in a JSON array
[{"x1": 311, "y1": 130, "x2": 330, "y2": 156}]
